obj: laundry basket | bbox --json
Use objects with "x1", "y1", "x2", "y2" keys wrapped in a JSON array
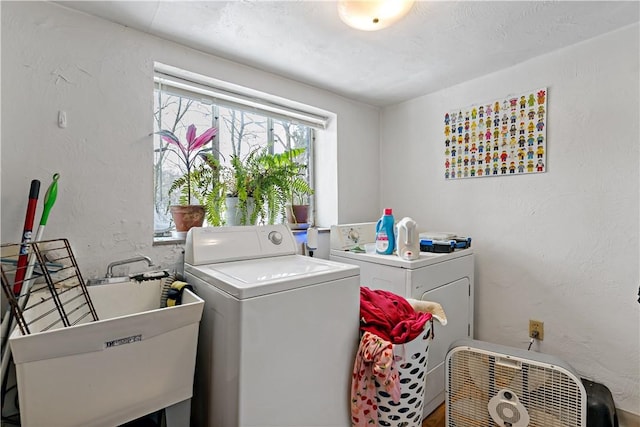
[{"x1": 376, "y1": 319, "x2": 433, "y2": 427}]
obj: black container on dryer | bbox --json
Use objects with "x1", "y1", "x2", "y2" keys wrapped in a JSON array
[{"x1": 375, "y1": 208, "x2": 395, "y2": 255}]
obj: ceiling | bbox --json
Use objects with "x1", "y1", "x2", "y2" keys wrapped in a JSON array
[{"x1": 56, "y1": 1, "x2": 639, "y2": 107}]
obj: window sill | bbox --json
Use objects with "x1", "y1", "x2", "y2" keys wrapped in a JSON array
[
  {"x1": 153, "y1": 236, "x2": 184, "y2": 246},
  {"x1": 153, "y1": 226, "x2": 329, "y2": 246}
]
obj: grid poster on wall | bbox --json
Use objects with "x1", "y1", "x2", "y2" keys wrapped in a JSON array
[{"x1": 443, "y1": 88, "x2": 547, "y2": 179}]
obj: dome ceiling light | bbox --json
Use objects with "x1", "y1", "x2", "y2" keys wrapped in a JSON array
[{"x1": 337, "y1": 0, "x2": 415, "y2": 31}]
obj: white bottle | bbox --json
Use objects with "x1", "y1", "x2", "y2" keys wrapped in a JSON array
[{"x1": 396, "y1": 217, "x2": 420, "y2": 260}]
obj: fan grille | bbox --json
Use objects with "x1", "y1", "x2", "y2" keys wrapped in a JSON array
[{"x1": 446, "y1": 346, "x2": 586, "y2": 427}]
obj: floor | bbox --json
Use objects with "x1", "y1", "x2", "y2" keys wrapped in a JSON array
[{"x1": 422, "y1": 403, "x2": 445, "y2": 427}]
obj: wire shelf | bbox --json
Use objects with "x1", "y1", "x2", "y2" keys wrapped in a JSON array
[{"x1": 1, "y1": 238, "x2": 98, "y2": 335}]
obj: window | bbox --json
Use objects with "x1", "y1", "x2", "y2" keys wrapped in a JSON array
[{"x1": 153, "y1": 66, "x2": 328, "y2": 238}]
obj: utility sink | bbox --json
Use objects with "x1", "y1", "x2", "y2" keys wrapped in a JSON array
[{"x1": 9, "y1": 279, "x2": 204, "y2": 427}]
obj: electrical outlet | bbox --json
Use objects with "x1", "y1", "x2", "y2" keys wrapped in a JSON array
[{"x1": 529, "y1": 319, "x2": 544, "y2": 340}]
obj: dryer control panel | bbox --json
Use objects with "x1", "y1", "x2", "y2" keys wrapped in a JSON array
[{"x1": 330, "y1": 223, "x2": 377, "y2": 250}]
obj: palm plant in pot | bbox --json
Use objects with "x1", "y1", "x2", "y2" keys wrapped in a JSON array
[
  {"x1": 170, "y1": 152, "x2": 227, "y2": 227},
  {"x1": 157, "y1": 124, "x2": 218, "y2": 236}
]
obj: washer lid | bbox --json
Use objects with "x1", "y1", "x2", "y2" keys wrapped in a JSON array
[{"x1": 187, "y1": 255, "x2": 359, "y2": 299}]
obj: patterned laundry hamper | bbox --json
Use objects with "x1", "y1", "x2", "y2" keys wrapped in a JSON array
[{"x1": 376, "y1": 319, "x2": 434, "y2": 427}]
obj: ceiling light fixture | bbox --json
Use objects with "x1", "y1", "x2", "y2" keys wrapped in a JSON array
[{"x1": 337, "y1": 0, "x2": 415, "y2": 31}]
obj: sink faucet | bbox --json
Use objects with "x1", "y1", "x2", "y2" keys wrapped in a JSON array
[{"x1": 106, "y1": 255, "x2": 154, "y2": 278}]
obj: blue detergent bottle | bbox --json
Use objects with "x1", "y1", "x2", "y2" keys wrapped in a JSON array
[{"x1": 375, "y1": 208, "x2": 396, "y2": 255}]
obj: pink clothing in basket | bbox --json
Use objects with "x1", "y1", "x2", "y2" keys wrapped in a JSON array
[{"x1": 351, "y1": 331, "x2": 400, "y2": 427}]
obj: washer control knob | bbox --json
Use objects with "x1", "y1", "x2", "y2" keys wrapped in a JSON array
[{"x1": 268, "y1": 231, "x2": 283, "y2": 245}]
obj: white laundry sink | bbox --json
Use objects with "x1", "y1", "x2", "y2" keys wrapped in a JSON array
[{"x1": 9, "y1": 280, "x2": 204, "y2": 427}]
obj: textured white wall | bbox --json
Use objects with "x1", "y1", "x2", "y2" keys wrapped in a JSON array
[
  {"x1": 380, "y1": 24, "x2": 639, "y2": 414},
  {"x1": 0, "y1": 2, "x2": 380, "y2": 279},
  {"x1": 3, "y1": 0, "x2": 638, "y2": 417}
]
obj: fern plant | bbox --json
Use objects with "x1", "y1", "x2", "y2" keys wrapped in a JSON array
[
  {"x1": 262, "y1": 147, "x2": 313, "y2": 219},
  {"x1": 224, "y1": 147, "x2": 313, "y2": 225},
  {"x1": 280, "y1": 148, "x2": 313, "y2": 206},
  {"x1": 225, "y1": 149, "x2": 262, "y2": 225}
]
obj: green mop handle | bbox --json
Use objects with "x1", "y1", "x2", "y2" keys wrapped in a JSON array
[{"x1": 40, "y1": 173, "x2": 59, "y2": 226}]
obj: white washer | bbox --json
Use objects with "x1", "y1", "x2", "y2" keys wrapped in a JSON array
[
  {"x1": 329, "y1": 223, "x2": 474, "y2": 419},
  {"x1": 184, "y1": 225, "x2": 360, "y2": 427}
]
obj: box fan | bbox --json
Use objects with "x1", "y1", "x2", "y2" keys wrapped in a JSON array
[{"x1": 446, "y1": 339, "x2": 586, "y2": 427}]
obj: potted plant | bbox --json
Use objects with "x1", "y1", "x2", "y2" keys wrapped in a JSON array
[
  {"x1": 263, "y1": 147, "x2": 313, "y2": 227},
  {"x1": 170, "y1": 152, "x2": 227, "y2": 227},
  {"x1": 157, "y1": 124, "x2": 218, "y2": 236},
  {"x1": 223, "y1": 149, "x2": 262, "y2": 226},
  {"x1": 286, "y1": 190, "x2": 312, "y2": 227},
  {"x1": 222, "y1": 147, "x2": 312, "y2": 226}
]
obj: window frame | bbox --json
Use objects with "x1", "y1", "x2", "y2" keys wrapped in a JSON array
[{"x1": 153, "y1": 66, "x2": 324, "y2": 241}]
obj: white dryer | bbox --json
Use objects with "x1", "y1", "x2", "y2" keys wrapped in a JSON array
[
  {"x1": 330, "y1": 222, "x2": 474, "y2": 419},
  {"x1": 185, "y1": 225, "x2": 360, "y2": 427}
]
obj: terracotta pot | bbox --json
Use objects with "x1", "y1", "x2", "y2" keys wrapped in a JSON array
[
  {"x1": 286, "y1": 204, "x2": 309, "y2": 225},
  {"x1": 170, "y1": 205, "x2": 205, "y2": 233}
]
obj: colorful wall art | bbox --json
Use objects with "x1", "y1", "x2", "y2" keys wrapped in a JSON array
[{"x1": 444, "y1": 88, "x2": 547, "y2": 179}]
